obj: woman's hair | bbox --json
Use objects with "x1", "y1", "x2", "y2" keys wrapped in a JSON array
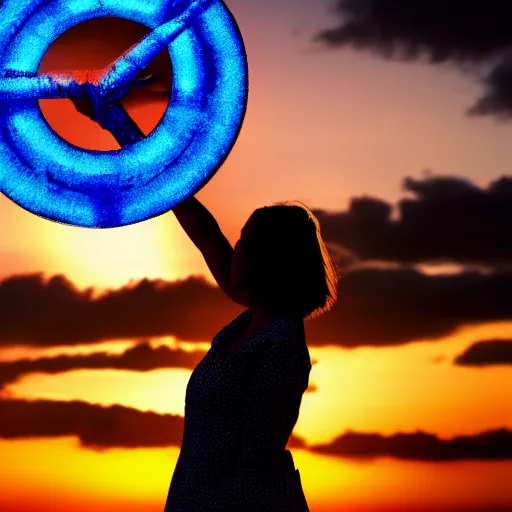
[{"x1": 241, "y1": 201, "x2": 340, "y2": 319}]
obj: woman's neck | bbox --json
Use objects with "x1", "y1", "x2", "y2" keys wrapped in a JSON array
[{"x1": 247, "y1": 303, "x2": 282, "y2": 331}]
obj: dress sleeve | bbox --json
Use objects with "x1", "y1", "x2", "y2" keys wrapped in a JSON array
[{"x1": 236, "y1": 337, "x2": 311, "y2": 466}]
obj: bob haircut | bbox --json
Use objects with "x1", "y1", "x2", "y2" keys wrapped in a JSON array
[{"x1": 241, "y1": 201, "x2": 340, "y2": 319}]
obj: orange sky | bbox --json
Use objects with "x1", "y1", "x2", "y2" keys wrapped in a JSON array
[{"x1": 1, "y1": 1, "x2": 512, "y2": 511}]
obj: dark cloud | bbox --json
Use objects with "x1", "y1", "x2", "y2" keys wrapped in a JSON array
[
  {"x1": 454, "y1": 340, "x2": 512, "y2": 366},
  {"x1": 0, "y1": 398, "x2": 312, "y2": 452},
  {"x1": 287, "y1": 434, "x2": 308, "y2": 449},
  {"x1": 307, "y1": 266, "x2": 512, "y2": 347},
  {"x1": 0, "y1": 398, "x2": 184, "y2": 450},
  {"x1": 0, "y1": 342, "x2": 206, "y2": 389},
  {"x1": 316, "y1": 0, "x2": 512, "y2": 63},
  {"x1": 0, "y1": 273, "x2": 242, "y2": 346},
  {"x1": 314, "y1": 175, "x2": 512, "y2": 266},
  {"x1": 315, "y1": 0, "x2": 512, "y2": 117},
  {"x1": 305, "y1": 383, "x2": 318, "y2": 394},
  {"x1": 1, "y1": 267, "x2": 512, "y2": 348},
  {"x1": 2, "y1": 398, "x2": 510, "y2": 460},
  {"x1": 309, "y1": 429, "x2": 512, "y2": 461},
  {"x1": 468, "y1": 58, "x2": 512, "y2": 119}
]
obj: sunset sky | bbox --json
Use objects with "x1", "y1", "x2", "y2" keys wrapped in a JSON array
[{"x1": 1, "y1": 0, "x2": 512, "y2": 511}]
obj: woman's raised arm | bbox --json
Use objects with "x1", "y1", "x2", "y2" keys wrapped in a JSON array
[
  {"x1": 172, "y1": 196, "x2": 249, "y2": 307},
  {"x1": 69, "y1": 91, "x2": 247, "y2": 305}
]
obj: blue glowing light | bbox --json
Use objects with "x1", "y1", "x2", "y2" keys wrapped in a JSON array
[{"x1": 0, "y1": 0, "x2": 248, "y2": 228}]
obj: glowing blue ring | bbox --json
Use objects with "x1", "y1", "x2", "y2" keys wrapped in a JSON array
[{"x1": 0, "y1": 0, "x2": 248, "y2": 228}]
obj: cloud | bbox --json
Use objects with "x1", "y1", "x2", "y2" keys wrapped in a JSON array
[
  {"x1": 316, "y1": 0, "x2": 512, "y2": 63},
  {"x1": 287, "y1": 434, "x2": 308, "y2": 449},
  {"x1": 0, "y1": 398, "x2": 184, "y2": 450},
  {"x1": 454, "y1": 340, "x2": 512, "y2": 366},
  {"x1": 314, "y1": 175, "x2": 512, "y2": 266},
  {"x1": 315, "y1": 0, "x2": 512, "y2": 118},
  {"x1": 0, "y1": 273, "x2": 242, "y2": 346},
  {"x1": 1, "y1": 267, "x2": 512, "y2": 348},
  {"x1": 0, "y1": 398, "x2": 316, "y2": 453},
  {"x1": 307, "y1": 266, "x2": 512, "y2": 347},
  {"x1": 305, "y1": 383, "x2": 318, "y2": 394},
  {"x1": 0, "y1": 342, "x2": 206, "y2": 390},
  {"x1": 309, "y1": 429, "x2": 512, "y2": 461},
  {"x1": 2, "y1": 398, "x2": 510, "y2": 460},
  {"x1": 468, "y1": 58, "x2": 512, "y2": 119}
]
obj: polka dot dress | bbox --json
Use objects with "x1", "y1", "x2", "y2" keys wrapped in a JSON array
[{"x1": 164, "y1": 310, "x2": 312, "y2": 512}]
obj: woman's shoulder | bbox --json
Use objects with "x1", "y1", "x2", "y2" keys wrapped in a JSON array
[
  {"x1": 211, "y1": 309, "x2": 250, "y2": 346},
  {"x1": 257, "y1": 315, "x2": 310, "y2": 365},
  {"x1": 273, "y1": 313, "x2": 306, "y2": 346}
]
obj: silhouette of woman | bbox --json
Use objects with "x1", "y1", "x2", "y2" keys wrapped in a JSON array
[
  {"x1": 164, "y1": 197, "x2": 340, "y2": 511},
  {"x1": 69, "y1": 91, "x2": 339, "y2": 512}
]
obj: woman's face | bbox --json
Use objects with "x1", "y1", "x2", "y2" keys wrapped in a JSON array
[{"x1": 230, "y1": 217, "x2": 256, "y2": 293}]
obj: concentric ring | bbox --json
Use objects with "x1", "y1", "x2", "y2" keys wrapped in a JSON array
[{"x1": 0, "y1": 0, "x2": 248, "y2": 228}]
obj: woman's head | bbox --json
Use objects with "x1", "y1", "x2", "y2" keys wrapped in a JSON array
[{"x1": 230, "y1": 201, "x2": 340, "y2": 319}]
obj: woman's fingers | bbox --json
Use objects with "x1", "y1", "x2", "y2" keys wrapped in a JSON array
[{"x1": 68, "y1": 90, "x2": 95, "y2": 119}]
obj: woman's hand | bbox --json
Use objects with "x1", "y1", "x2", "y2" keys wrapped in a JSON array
[
  {"x1": 62, "y1": 69, "x2": 102, "y2": 121},
  {"x1": 66, "y1": 79, "x2": 145, "y2": 147},
  {"x1": 69, "y1": 90, "x2": 96, "y2": 120}
]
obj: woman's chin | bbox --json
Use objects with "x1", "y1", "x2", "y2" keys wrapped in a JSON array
[
  {"x1": 230, "y1": 281, "x2": 245, "y2": 294},
  {"x1": 229, "y1": 280, "x2": 250, "y2": 303}
]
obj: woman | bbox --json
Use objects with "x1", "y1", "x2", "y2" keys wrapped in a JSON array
[
  {"x1": 165, "y1": 197, "x2": 340, "y2": 511},
  {"x1": 68, "y1": 89, "x2": 340, "y2": 511}
]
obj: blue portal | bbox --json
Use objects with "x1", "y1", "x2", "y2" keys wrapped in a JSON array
[{"x1": 0, "y1": 0, "x2": 248, "y2": 228}]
